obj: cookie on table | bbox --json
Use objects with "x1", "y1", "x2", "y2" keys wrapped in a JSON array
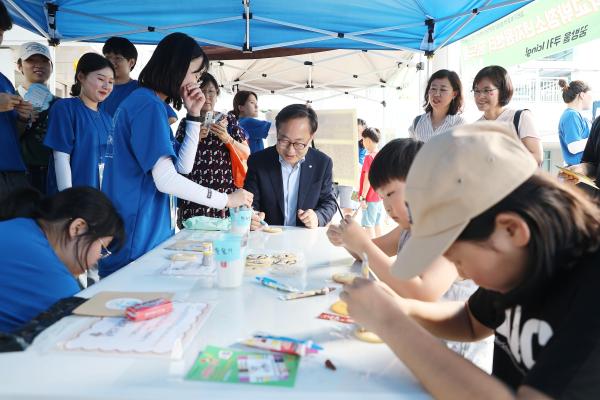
[
  {"x1": 331, "y1": 272, "x2": 359, "y2": 285},
  {"x1": 354, "y1": 329, "x2": 383, "y2": 343},
  {"x1": 272, "y1": 252, "x2": 298, "y2": 265},
  {"x1": 245, "y1": 254, "x2": 273, "y2": 267}
]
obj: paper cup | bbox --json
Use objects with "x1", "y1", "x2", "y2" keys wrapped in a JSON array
[
  {"x1": 230, "y1": 207, "x2": 252, "y2": 235},
  {"x1": 214, "y1": 234, "x2": 244, "y2": 288}
]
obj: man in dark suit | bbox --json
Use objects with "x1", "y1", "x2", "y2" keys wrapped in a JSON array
[{"x1": 245, "y1": 104, "x2": 337, "y2": 229}]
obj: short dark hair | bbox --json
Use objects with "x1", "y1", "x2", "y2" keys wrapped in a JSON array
[
  {"x1": 199, "y1": 72, "x2": 220, "y2": 95},
  {"x1": 424, "y1": 69, "x2": 463, "y2": 115},
  {"x1": 357, "y1": 118, "x2": 367, "y2": 127},
  {"x1": 558, "y1": 79, "x2": 591, "y2": 103},
  {"x1": 138, "y1": 32, "x2": 208, "y2": 111},
  {"x1": 232, "y1": 90, "x2": 257, "y2": 118},
  {"x1": 71, "y1": 52, "x2": 115, "y2": 97},
  {"x1": 0, "y1": 187, "x2": 125, "y2": 272},
  {"x1": 103, "y1": 37, "x2": 138, "y2": 69},
  {"x1": 369, "y1": 138, "x2": 424, "y2": 189},
  {"x1": 473, "y1": 65, "x2": 513, "y2": 107},
  {"x1": 0, "y1": 2, "x2": 12, "y2": 32},
  {"x1": 458, "y1": 172, "x2": 600, "y2": 306},
  {"x1": 362, "y1": 127, "x2": 380, "y2": 143},
  {"x1": 275, "y1": 104, "x2": 318, "y2": 134}
]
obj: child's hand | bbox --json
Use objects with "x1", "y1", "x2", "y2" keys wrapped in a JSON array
[
  {"x1": 326, "y1": 224, "x2": 344, "y2": 246},
  {"x1": 339, "y1": 216, "x2": 369, "y2": 253}
]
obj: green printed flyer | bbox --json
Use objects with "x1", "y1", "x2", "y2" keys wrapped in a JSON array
[{"x1": 186, "y1": 346, "x2": 300, "y2": 387}]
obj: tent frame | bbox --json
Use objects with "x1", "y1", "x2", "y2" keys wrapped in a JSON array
[{"x1": 7, "y1": 0, "x2": 531, "y2": 55}]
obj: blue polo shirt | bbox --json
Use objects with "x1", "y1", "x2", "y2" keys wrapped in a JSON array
[
  {"x1": 0, "y1": 218, "x2": 80, "y2": 333},
  {"x1": 44, "y1": 98, "x2": 111, "y2": 194},
  {"x1": 100, "y1": 88, "x2": 176, "y2": 277},
  {"x1": 0, "y1": 73, "x2": 26, "y2": 172}
]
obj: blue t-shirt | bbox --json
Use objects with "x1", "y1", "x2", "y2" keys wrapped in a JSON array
[
  {"x1": 100, "y1": 80, "x2": 178, "y2": 124},
  {"x1": 558, "y1": 108, "x2": 590, "y2": 165},
  {"x1": 0, "y1": 73, "x2": 26, "y2": 172},
  {"x1": 99, "y1": 79, "x2": 139, "y2": 117},
  {"x1": 0, "y1": 218, "x2": 80, "y2": 333},
  {"x1": 238, "y1": 117, "x2": 270, "y2": 153},
  {"x1": 44, "y1": 98, "x2": 111, "y2": 194},
  {"x1": 100, "y1": 88, "x2": 176, "y2": 277}
]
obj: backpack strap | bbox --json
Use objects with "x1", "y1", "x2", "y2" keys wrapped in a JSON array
[
  {"x1": 512, "y1": 109, "x2": 529, "y2": 137},
  {"x1": 412, "y1": 114, "x2": 423, "y2": 131}
]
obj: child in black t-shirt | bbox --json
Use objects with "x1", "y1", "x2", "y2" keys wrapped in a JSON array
[{"x1": 341, "y1": 121, "x2": 600, "y2": 399}]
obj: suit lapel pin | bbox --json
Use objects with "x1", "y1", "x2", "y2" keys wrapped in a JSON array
[{"x1": 309, "y1": 165, "x2": 313, "y2": 168}]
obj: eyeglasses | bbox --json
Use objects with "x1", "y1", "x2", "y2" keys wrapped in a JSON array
[
  {"x1": 201, "y1": 89, "x2": 218, "y2": 98},
  {"x1": 472, "y1": 88, "x2": 498, "y2": 97},
  {"x1": 428, "y1": 87, "x2": 451, "y2": 96},
  {"x1": 99, "y1": 238, "x2": 112, "y2": 259},
  {"x1": 276, "y1": 138, "x2": 309, "y2": 151}
]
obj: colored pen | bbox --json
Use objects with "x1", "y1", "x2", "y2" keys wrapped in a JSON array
[
  {"x1": 255, "y1": 276, "x2": 298, "y2": 292},
  {"x1": 253, "y1": 334, "x2": 324, "y2": 351},
  {"x1": 279, "y1": 287, "x2": 336, "y2": 301}
]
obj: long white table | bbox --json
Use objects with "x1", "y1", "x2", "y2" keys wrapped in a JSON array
[{"x1": 0, "y1": 227, "x2": 430, "y2": 399}]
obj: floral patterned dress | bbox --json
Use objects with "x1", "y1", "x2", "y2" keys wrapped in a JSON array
[{"x1": 175, "y1": 112, "x2": 247, "y2": 228}]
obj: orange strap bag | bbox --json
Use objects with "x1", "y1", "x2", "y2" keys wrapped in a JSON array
[{"x1": 226, "y1": 141, "x2": 248, "y2": 188}]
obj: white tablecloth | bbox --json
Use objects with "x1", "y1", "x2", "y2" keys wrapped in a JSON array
[{"x1": 0, "y1": 227, "x2": 430, "y2": 399}]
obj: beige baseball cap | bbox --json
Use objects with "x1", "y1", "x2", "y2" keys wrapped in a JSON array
[
  {"x1": 19, "y1": 42, "x2": 52, "y2": 62},
  {"x1": 391, "y1": 122, "x2": 538, "y2": 279}
]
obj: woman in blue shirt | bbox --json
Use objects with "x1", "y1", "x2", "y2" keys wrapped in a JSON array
[
  {"x1": 0, "y1": 187, "x2": 124, "y2": 333},
  {"x1": 44, "y1": 53, "x2": 115, "y2": 194},
  {"x1": 100, "y1": 33, "x2": 253, "y2": 277},
  {"x1": 558, "y1": 79, "x2": 593, "y2": 166}
]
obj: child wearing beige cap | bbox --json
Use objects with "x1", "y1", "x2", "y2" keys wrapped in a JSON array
[{"x1": 341, "y1": 121, "x2": 600, "y2": 399}]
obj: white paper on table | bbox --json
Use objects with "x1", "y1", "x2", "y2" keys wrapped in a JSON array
[
  {"x1": 160, "y1": 261, "x2": 215, "y2": 277},
  {"x1": 64, "y1": 302, "x2": 210, "y2": 357}
]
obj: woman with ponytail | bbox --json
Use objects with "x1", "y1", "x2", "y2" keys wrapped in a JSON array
[
  {"x1": 557, "y1": 79, "x2": 593, "y2": 166},
  {"x1": 0, "y1": 187, "x2": 124, "y2": 333},
  {"x1": 43, "y1": 52, "x2": 114, "y2": 194}
]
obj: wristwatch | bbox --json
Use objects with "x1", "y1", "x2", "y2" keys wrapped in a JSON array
[{"x1": 186, "y1": 113, "x2": 202, "y2": 122}]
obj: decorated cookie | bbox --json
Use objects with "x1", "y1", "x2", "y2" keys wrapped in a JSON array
[
  {"x1": 272, "y1": 252, "x2": 298, "y2": 265},
  {"x1": 330, "y1": 300, "x2": 349, "y2": 316},
  {"x1": 354, "y1": 329, "x2": 383, "y2": 343},
  {"x1": 262, "y1": 226, "x2": 282, "y2": 234},
  {"x1": 331, "y1": 272, "x2": 359, "y2": 285},
  {"x1": 245, "y1": 254, "x2": 273, "y2": 267}
]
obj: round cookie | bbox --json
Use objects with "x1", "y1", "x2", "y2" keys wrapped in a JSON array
[
  {"x1": 354, "y1": 329, "x2": 383, "y2": 343},
  {"x1": 272, "y1": 252, "x2": 297, "y2": 265},
  {"x1": 330, "y1": 300, "x2": 349, "y2": 316},
  {"x1": 262, "y1": 226, "x2": 282, "y2": 234},
  {"x1": 331, "y1": 272, "x2": 359, "y2": 285},
  {"x1": 246, "y1": 254, "x2": 273, "y2": 267},
  {"x1": 170, "y1": 253, "x2": 197, "y2": 262}
]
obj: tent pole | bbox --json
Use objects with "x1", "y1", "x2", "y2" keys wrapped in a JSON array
[
  {"x1": 243, "y1": 0, "x2": 251, "y2": 52},
  {"x1": 435, "y1": 0, "x2": 492, "y2": 52},
  {"x1": 4, "y1": 0, "x2": 50, "y2": 39}
]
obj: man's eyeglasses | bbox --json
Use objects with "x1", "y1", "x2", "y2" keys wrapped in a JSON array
[
  {"x1": 472, "y1": 88, "x2": 498, "y2": 97},
  {"x1": 99, "y1": 238, "x2": 112, "y2": 259},
  {"x1": 277, "y1": 138, "x2": 309, "y2": 151}
]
